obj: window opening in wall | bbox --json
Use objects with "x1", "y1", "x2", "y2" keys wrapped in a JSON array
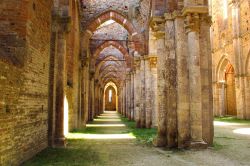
[{"x1": 109, "y1": 90, "x2": 112, "y2": 103}]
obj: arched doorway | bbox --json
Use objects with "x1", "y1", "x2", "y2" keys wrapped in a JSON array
[
  {"x1": 104, "y1": 86, "x2": 117, "y2": 111},
  {"x1": 225, "y1": 64, "x2": 237, "y2": 116},
  {"x1": 216, "y1": 58, "x2": 237, "y2": 116}
]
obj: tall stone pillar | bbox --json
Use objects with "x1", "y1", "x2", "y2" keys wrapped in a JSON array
[
  {"x1": 130, "y1": 72, "x2": 135, "y2": 120},
  {"x1": 145, "y1": 56, "x2": 152, "y2": 128},
  {"x1": 134, "y1": 58, "x2": 141, "y2": 127},
  {"x1": 232, "y1": 2, "x2": 247, "y2": 119},
  {"x1": 126, "y1": 73, "x2": 131, "y2": 119},
  {"x1": 89, "y1": 72, "x2": 95, "y2": 121},
  {"x1": 184, "y1": 11, "x2": 206, "y2": 147},
  {"x1": 140, "y1": 58, "x2": 146, "y2": 128},
  {"x1": 148, "y1": 56, "x2": 158, "y2": 128},
  {"x1": 150, "y1": 17, "x2": 167, "y2": 146},
  {"x1": 174, "y1": 13, "x2": 190, "y2": 148},
  {"x1": 164, "y1": 13, "x2": 178, "y2": 147},
  {"x1": 54, "y1": 15, "x2": 71, "y2": 147}
]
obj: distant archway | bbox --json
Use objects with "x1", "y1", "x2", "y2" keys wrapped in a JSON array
[{"x1": 104, "y1": 82, "x2": 118, "y2": 111}]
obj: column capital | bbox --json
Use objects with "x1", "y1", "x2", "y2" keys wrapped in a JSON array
[
  {"x1": 145, "y1": 55, "x2": 158, "y2": 69},
  {"x1": 182, "y1": 6, "x2": 209, "y2": 33},
  {"x1": 134, "y1": 57, "x2": 141, "y2": 71},
  {"x1": 150, "y1": 16, "x2": 165, "y2": 39}
]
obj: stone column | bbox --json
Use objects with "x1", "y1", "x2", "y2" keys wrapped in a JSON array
[
  {"x1": 174, "y1": 14, "x2": 190, "y2": 148},
  {"x1": 148, "y1": 56, "x2": 158, "y2": 128},
  {"x1": 89, "y1": 72, "x2": 95, "y2": 121},
  {"x1": 54, "y1": 15, "x2": 71, "y2": 147},
  {"x1": 232, "y1": 2, "x2": 247, "y2": 119},
  {"x1": 130, "y1": 72, "x2": 135, "y2": 120},
  {"x1": 126, "y1": 73, "x2": 132, "y2": 120},
  {"x1": 134, "y1": 58, "x2": 141, "y2": 127},
  {"x1": 150, "y1": 17, "x2": 167, "y2": 146},
  {"x1": 164, "y1": 13, "x2": 178, "y2": 147},
  {"x1": 140, "y1": 58, "x2": 146, "y2": 128},
  {"x1": 145, "y1": 56, "x2": 152, "y2": 128},
  {"x1": 123, "y1": 86, "x2": 126, "y2": 116},
  {"x1": 185, "y1": 12, "x2": 206, "y2": 147}
]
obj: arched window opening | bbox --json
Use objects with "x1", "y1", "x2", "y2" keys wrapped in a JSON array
[{"x1": 109, "y1": 89, "x2": 112, "y2": 103}]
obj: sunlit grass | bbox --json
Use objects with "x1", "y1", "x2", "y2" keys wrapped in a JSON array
[
  {"x1": 120, "y1": 116, "x2": 157, "y2": 145},
  {"x1": 67, "y1": 133, "x2": 136, "y2": 139}
]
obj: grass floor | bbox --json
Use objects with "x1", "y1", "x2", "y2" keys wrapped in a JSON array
[
  {"x1": 22, "y1": 139, "x2": 106, "y2": 166},
  {"x1": 120, "y1": 116, "x2": 157, "y2": 145},
  {"x1": 214, "y1": 116, "x2": 250, "y2": 124}
]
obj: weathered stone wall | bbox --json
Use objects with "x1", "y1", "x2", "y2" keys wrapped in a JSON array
[
  {"x1": 0, "y1": 0, "x2": 53, "y2": 165},
  {"x1": 211, "y1": 0, "x2": 250, "y2": 119}
]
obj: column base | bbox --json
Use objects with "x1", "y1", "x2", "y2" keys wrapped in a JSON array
[
  {"x1": 54, "y1": 137, "x2": 67, "y2": 148},
  {"x1": 189, "y1": 140, "x2": 207, "y2": 149},
  {"x1": 153, "y1": 136, "x2": 166, "y2": 147}
]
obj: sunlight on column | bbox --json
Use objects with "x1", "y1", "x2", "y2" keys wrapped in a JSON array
[
  {"x1": 64, "y1": 96, "x2": 69, "y2": 136},
  {"x1": 233, "y1": 128, "x2": 250, "y2": 135},
  {"x1": 67, "y1": 133, "x2": 136, "y2": 140}
]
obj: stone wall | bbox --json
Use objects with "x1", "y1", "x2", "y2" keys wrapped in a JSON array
[
  {"x1": 211, "y1": 0, "x2": 250, "y2": 119},
  {"x1": 0, "y1": 0, "x2": 53, "y2": 165}
]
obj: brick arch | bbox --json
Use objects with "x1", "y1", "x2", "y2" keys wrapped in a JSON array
[
  {"x1": 95, "y1": 56, "x2": 126, "y2": 79},
  {"x1": 85, "y1": 10, "x2": 144, "y2": 54},
  {"x1": 93, "y1": 41, "x2": 132, "y2": 67},
  {"x1": 87, "y1": 10, "x2": 137, "y2": 36}
]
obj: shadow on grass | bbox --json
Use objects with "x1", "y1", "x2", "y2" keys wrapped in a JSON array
[
  {"x1": 214, "y1": 116, "x2": 250, "y2": 124},
  {"x1": 21, "y1": 140, "x2": 106, "y2": 166},
  {"x1": 120, "y1": 116, "x2": 157, "y2": 145}
]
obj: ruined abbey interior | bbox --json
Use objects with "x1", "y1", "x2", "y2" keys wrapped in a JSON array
[{"x1": 0, "y1": 0, "x2": 250, "y2": 165}]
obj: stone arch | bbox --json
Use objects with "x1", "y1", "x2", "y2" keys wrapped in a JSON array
[
  {"x1": 93, "y1": 41, "x2": 132, "y2": 67},
  {"x1": 83, "y1": 10, "x2": 144, "y2": 54},
  {"x1": 215, "y1": 56, "x2": 237, "y2": 116},
  {"x1": 94, "y1": 41, "x2": 129, "y2": 59},
  {"x1": 95, "y1": 56, "x2": 125, "y2": 78},
  {"x1": 216, "y1": 55, "x2": 233, "y2": 82},
  {"x1": 86, "y1": 10, "x2": 138, "y2": 37}
]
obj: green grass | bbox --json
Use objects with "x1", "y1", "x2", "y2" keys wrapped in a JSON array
[
  {"x1": 21, "y1": 140, "x2": 106, "y2": 166},
  {"x1": 214, "y1": 116, "x2": 250, "y2": 124},
  {"x1": 120, "y1": 116, "x2": 157, "y2": 145},
  {"x1": 212, "y1": 141, "x2": 224, "y2": 151}
]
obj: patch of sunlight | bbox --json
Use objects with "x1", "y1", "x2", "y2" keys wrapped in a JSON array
[
  {"x1": 97, "y1": 20, "x2": 115, "y2": 29},
  {"x1": 86, "y1": 124, "x2": 125, "y2": 127},
  {"x1": 94, "y1": 119, "x2": 121, "y2": 122},
  {"x1": 97, "y1": 116, "x2": 120, "y2": 118},
  {"x1": 214, "y1": 121, "x2": 243, "y2": 126},
  {"x1": 233, "y1": 128, "x2": 250, "y2": 135},
  {"x1": 67, "y1": 133, "x2": 136, "y2": 139}
]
